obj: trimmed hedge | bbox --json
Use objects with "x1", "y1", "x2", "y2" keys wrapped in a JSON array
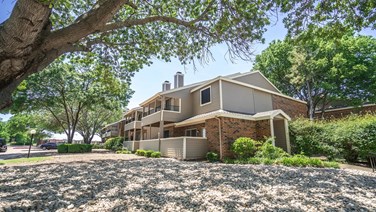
[
  {"x1": 57, "y1": 144, "x2": 92, "y2": 153},
  {"x1": 135, "y1": 149, "x2": 161, "y2": 158}
]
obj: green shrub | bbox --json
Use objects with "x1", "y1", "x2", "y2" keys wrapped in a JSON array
[
  {"x1": 57, "y1": 144, "x2": 92, "y2": 154},
  {"x1": 57, "y1": 144, "x2": 68, "y2": 153},
  {"x1": 322, "y1": 161, "x2": 340, "y2": 168},
  {"x1": 277, "y1": 155, "x2": 339, "y2": 168},
  {"x1": 291, "y1": 114, "x2": 376, "y2": 162},
  {"x1": 255, "y1": 141, "x2": 290, "y2": 159},
  {"x1": 104, "y1": 137, "x2": 124, "y2": 151},
  {"x1": 151, "y1": 151, "x2": 161, "y2": 158},
  {"x1": 116, "y1": 149, "x2": 131, "y2": 154},
  {"x1": 136, "y1": 149, "x2": 146, "y2": 156},
  {"x1": 92, "y1": 144, "x2": 105, "y2": 149},
  {"x1": 206, "y1": 152, "x2": 219, "y2": 162},
  {"x1": 231, "y1": 137, "x2": 258, "y2": 159},
  {"x1": 145, "y1": 150, "x2": 154, "y2": 157},
  {"x1": 247, "y1": 157, "x2": 263, "y2": 164}
]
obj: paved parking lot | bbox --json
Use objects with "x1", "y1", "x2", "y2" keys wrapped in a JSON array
[{"x1": 0, "y1": 145, "x2": 57, "y2": 160}]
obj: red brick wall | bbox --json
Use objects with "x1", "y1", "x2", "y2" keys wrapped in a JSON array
[
  {"x1": 255, "y1": 120, "x2": 271, "y2": 140},
  {"x1": 205, "y1": 117, "x2": 272, "y2": 158},
  {"x1": 272, "y1": 95, "x2": 307, "y2": 119},
  {"x1": 317, "y1": 105, "x2": 376, "y2": 119}
]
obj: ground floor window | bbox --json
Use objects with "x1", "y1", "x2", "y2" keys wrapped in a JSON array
[
  {"x1": 185, "y1": 128, "x2": 198, "y2": 137},
  {"x1": 164, "y1": 130, "x2": 170, "y2": 138}
]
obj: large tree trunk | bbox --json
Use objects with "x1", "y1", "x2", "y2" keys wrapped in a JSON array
[
  {"x1": 0, "y1": 0, "x2": 52, "y2": 109},
  {"x1": 0, "y1": 0, "x2": 130, "y2": 110}
]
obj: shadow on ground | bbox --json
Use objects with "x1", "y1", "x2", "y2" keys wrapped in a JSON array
[{"x1": 0, "y1": 159, "x2": 375, "y2": 211}]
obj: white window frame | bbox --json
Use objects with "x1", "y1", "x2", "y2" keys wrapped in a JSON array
[
  {"x1": 200, "y1": 86, "x2": 212, "y2": 106},
  {"x1": 185, "y1": 128, "x2": 198, "y2": 137}
]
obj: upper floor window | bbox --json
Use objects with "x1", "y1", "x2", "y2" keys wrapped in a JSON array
[
  {"x1": 200, "y1": 86, "x2": 211, "y2": 106},
  {"x1": 185, "y1": 128, "x2": 198, "y2": 137}
]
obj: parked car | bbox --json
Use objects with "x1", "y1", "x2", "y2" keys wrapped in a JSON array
[
  {"x1": 40, "y1": 142, "x2": 58, "y2": 150},
  {"x1": 0, "y1": 138, "x2": 7, "y2": 152}
]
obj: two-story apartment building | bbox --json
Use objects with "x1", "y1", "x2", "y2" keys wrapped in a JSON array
[{"x1": 124, "y1": 71, "x2": 307, "y2": 160}]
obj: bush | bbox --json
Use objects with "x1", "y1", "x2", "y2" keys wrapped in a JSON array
[
  {"x1": 136, "y1": 149, "x2": 146, "y2": 156},
  {"x1": 206, "y1": 152, "x2": 219, "y2": 162},
  {"x1": 290, "y1": 114, "x2": 376, "y2": 162},
  {"x1": 57, "y1": 144, "x2": 92, "y2": 153},
  {"x1": 278, "y1": 155, "x2": 339, "y2": 168},
  {"x1": 145, "y1": 150, "x2": 154, "y2": 157},
  {"x1": 151, "y1": 151, "x2": 161, "y2": 158},
  {"x1": 57, "y1": 144, "x2": 68, "y2": 153},
  {"x1": 104, "y1": 137, "x2": 124, "y2": 151},
  {"x1": 255, "y1": 140, "x2": 290, "y2": 159},
  {"x1": 116, "y1": 149, "x2": 131, "y2": 154},
  {"x1": 247, "y1": 157, "x2": 263, "y2": 164},
  {"x1": 92, "y1": 144, "x2": 105, "y2": 149},
  {"x1": 231, "y1": 137, "x2": 258, "y2": 159}
]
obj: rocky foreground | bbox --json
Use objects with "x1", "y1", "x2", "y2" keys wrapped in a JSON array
[{"x1": 0, "y1": 156, "x2": 375, "y2": 211}]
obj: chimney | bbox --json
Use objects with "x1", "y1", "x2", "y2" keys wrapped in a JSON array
[
  {"x1": 162, "y1": 80, "x2": 171, "y2": 91},
  {"x1": 174, "y1": 71, "x2": 184, "y2": 88}
]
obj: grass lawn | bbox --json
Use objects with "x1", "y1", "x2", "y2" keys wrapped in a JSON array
[{"x1": 0, "y1": 156, "x2": 52, "y2": 165}]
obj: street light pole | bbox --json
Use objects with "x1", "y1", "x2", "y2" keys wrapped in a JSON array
[{"x1": 27, "y1": 129, "x2": 36, "y2": 158}]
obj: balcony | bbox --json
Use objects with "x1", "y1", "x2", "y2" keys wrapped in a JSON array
[
  {"x1": 124, "y1": 121, "x2": 142, "y2": 131},
  {"x1": 164, "y1": 105, "x2": 180, "y2": 112}
]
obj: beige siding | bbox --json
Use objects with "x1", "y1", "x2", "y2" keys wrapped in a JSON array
[
  {"x1": 253, "y1": 90, "x2": 273, "y2": 112},
  {"x1": 273, "y1": 120, "x2": 287, "y2": 152},
  {"x1": 222, "y1": 81, "x2": 255, "y2": 114},
  {"x1": 163, "y1": 87, "x2": 194, "y2": 121},
  {"x1": 139, "y1": 139, "x2": 159, "y2": 151},
  {"x1": 124, "y1": 141, "x2": 140, "y2": 151},
  {"x1": 141, "y1": 111, "x2": 161, "y2": 126},
  {"x1": 124, "y1": 121, "x2": 141, "y2": 131},
  {"x1": 163, "y1": 111, "x2": 183, "y2": 122},
  {"x1": 138, "y1": 137, "x2": 208, "y2": 160},
  {"x1": 161, "y1": 138, "x2": 184, "y2": 159},
  {"x1": 192, "y1": 81, "x2": 221, "y2": 115},
  {"x1": 232, "y1": 72, "x2": 280, "y2": 93},
  {"x1": 222, "y1": 81, "x2": 273, "y2": 114},
  {"x1": 186, "y1": 138, "x2": 208, "y2": 159}
]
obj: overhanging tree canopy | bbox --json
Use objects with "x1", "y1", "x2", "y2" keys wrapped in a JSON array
[{"x1": 0, "y1": 0, "x2": 374, "y2": 109}]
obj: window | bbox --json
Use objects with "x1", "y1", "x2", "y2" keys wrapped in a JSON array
[
  {"x1": 163, "y1": 130, "x2": 170, "y2": 138},
  {"x1": 185, "y1": 129, "x2": 198, "y2": 137},
  {"x1": 200, "y1": 86, "x2": 211, "y2": 105}
]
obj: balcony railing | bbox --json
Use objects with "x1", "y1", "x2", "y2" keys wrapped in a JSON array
[
  {"x1": 164, "y1": 105, "x2": 180, "y2": 112},
  {"x1": 143, "y1": 106, "x2": 162, "y2": 117}
]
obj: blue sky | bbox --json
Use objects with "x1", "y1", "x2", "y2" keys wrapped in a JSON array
[{"x1": 0, "y1": 2, "x2": 375, "y2": 120}]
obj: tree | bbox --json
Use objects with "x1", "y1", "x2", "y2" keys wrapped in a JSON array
[
  {"x1": 254, "y1": 31, "x2": 376, "y2": 119},
  {"x1": 2, "y1": 113, "x2": 51, "y2": 144},
  {"x1": 0, "y1": 0, "x2": 374, "y2": 109},
  {"x1": 77, "y1": 106, "x2": 122, "y2": 144},
  {"x1": 11, "y1": 61, "x2": 132, "y2": 143}
]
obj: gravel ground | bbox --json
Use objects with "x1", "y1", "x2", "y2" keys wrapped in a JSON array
[{"x1": 0, "y1": 155, "x2": 375, "y2": 211}]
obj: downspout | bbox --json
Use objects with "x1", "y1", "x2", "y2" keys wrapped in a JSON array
[{"x1": 215, "y1": 116, "x2": 223, "y2": 160}]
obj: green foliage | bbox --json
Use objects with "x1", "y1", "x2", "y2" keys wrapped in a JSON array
[
  {"x1": 92, "y1": 144, "x2": 105, "y2": 149},
  {"x1": 116, "y1": 148, "x2": 131, "y2": 154},
  {"x1": 151, "y1": 152, "x2": 161, "y2": 158},
  {"x1": 145, "y1": 150, "x2": 154, "y2": 158},
  {"x1": 206, "y1": 152, "x2": 219, "y2": 162},
  {"x1": 254, "y1": 30, "x2": 376, "y2": 118},
  {"x1": 135, "y1": 149, "x2": 161, "y2": 158},
  {"x1": 57, "y1": 144, "x2": 68, "y2": 153},
  {"x1": 277, "y1": 155, "x2": 339, "y2": 168},
  {"x1": 57, "y1": 144, "x2": 92, "y2": 153},
  {"x1": 255, "y1": 139, "x2": 290, "y2": 159},
  {"x1": 104, "y1": 137, "x2": 124, "y2": 151},
  {"x1": 135, "y1": 149, "x2": 146, "y2": 156},
  {"x1": 290, "y1": 115, "x2": 376, "y2": 162},
  {"x1": 231, "y1": 137, "x2": 259, "y2": 159}
]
